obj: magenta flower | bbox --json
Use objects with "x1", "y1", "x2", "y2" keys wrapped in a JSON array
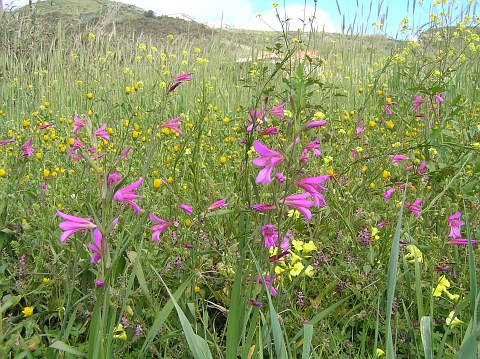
[
  {"x1": 269, "y1": 103, "x2": 286, "y2": 119},
  {"x1": 120, "y1": 146, "x2": 132, "y2": 160},
  {"x1": 404, "y1": 198, "x2": 424, "y2": 217},
  {"x1": 293, "y1": 176, "x2": 329, "y2": 208},
  {"x1": 261, "y1": 127, "x2": 281, "y2": 136},
  {"x1": 303, "y1": 137, "x2": 321, "y2": 157},
  {"x1": 148, "y1": 213, "x2": 171, "y2": 242},
  {"x1": 383, "y1": 187, "x2": 395, "y2": 202},
  {"x1": 56, "y1": 209, "x2": 97, "y2": 243},
  {"x1": 113, "y1": 177, "x2": 144, "y2": 213},
  {"x1": 304, "y1": 120, "x2": 327, "y2": 129},
  {"x1": 252, "y1": 140, "x2": 284, "y2": 185},
  {"x1": 417, "y1": 161, "x2": 427, "y2": 175},
  {"x1": 72, "y1": 115, "x2": 85, "y2": 132},
  {"x1": 66, "y1": 148, "x2": 83, "y2": 162},
  {"x1": 107, "y1": 172, "x2": 121, "y2": 187},
  {"x1": 356, "y1": 121, "x2": 364, "y2": 134},
  {"x1": 0, "y1": 138, "x2": 14, "y2": 146},
  {"x1": 390, "y1": 154, "x2": 409, "y2": 164},
  {"x1": 412, "y1": 95, "x2": 425, "y2": 111},
  {"x1": 435, "y1": 92, "x2": 444, "y2": 103},
  {"x1": 280, "y1": 192, "x2": 315, "y2": 221},
  {"x1": 169, "y1": 72, "x2": 193, "y2": 92},
  {"x1": 178, "y1": 203, "x2": 193, "y2": 215},
  {"x1": 208, "y1": 198, "x2": 228, "y2": 210},
  {"x1": 250, "y1": 203, "x2": 276, "y2": 211},
  {"x1": 257, "y1": 274, "x2": 278, "y2": 296},
  {"x1": 248, "y1": 300, "x2": 264, "y2": 307},
  {"x1": 38, "y1": 122, "x2": 55, "y2": 130},
  {"x1": 447, "y1": 239, "x2": 478, "y2": 245},
  {"x1": 275, "y1": 172, "x2": 285, "y2": 183},
  {"x1": 262, "y1": 224, "x2": 290, "y2": 251},
  {"x1": 86, "y1": 228, "x2": 105, "y2": 264},
  {"x1": 448, "y1": 212, "x2": 464, "y2": 239},
  {"x1": 94, "y1": 124, "x2": 110, "y2": 141},
  {"x1": 384, "y1": 101, "x2": 397, "y2": 115},
  {"x1": 18, "y1": 138, "x2": 34, "y2": 159},
  {"x1": 161, "y1": 116, "x2": 182, "y2": 136},
  {"x1": 72, "y1": 138, "x2": 85, "y2": 151}
]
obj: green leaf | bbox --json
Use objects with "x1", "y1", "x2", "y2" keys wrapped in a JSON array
[
  {"x1": 301, "y1": 324, "x2": 313, "y2": 359},
  {"x1": 49, "y1": 341, "x2": 86, "y2": 357},
  {"x1": 420, "y1": 317, "x2": 432, "y2": 359}
]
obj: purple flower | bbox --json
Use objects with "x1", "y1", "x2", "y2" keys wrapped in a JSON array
[
  {"x1": 280, "y1": 192, "x2": 315, "y2": 221},
  {"x1": 0, "y1": 138, "x2": 15, "y2": 146},
  {"x1": 148, "y1": 213, "x2": 171, "y2": 242},
  {"x1": 417, "y1": 161, "x2": 427, "y2": 175},
  {"x1": 252, "y1": 140, "x2": 284, "y2": 185},
  {"x1": 447, "y1": 239, "x2": 478, "y2": 245},
  {"x1": 120, "y1": 146, "x2": 132, "y2": 160},
  {"x1": 250, "y1": 203, "x2": 276, "y2": 211},
  {"x1": 262, "y1": 224, "x2": 290, "y2": 251},
  {"x1": 72, "y1": 115, "x2": 85, "y2": 132},
  {"x1": 94, "y1": 124, "x2": 110, "y2": 141},
  {"x1": 113, "y1": 177, "x2": 144, "y2": 213},
  {"x1": 178, "y1": 204, "x2": 193, "y2": 215},
  {"x1": 86, "y1": 228, "x2": 105, "y2": 264},
  {"x1": 72, "y1": 138, "x2": 85, "y2": 151},
  {"x1": 448, "y1": 212, "x2": 464, "y2": 239},
  {"x1": 435, "y1": 92, "x2": 445, "y2": 103},
  {"x1": 404, "y1": 198, "x2": 424, "y2": 217},
  {"x1": 275, "y1": 172, "x2": 284, "y2": 183},
  {"x1": 412, "y1": 95, "x2": 424, "y2": 111},
  {"x1": 18, "y1": 138, "x2": 34, "y2": 159},
  {"x1": 161, "y1": 116, "x2": 182, "y2": 136},
  {"x1": 390, "y1": 154, "x2": 409, "y2": 164},
  {"x1": 169, "y1": 72, "x2": 193, "y2": 92},
  {"x1": 383, "y1": 187, "x2": 395, "y2": 202},
  {"x1": 38, "y1": 122, "x2": 55, "y2": 130},
  {"x1": 269, "y1": 103, "x2": 286, "y2": 119},
  {"x1": 107, "y1": 172, "x2": 121, "y2": 187},
  {"x1": 96, "y1": 280, "x2": 104, "y2": 287},
  {"x1": 293, "y1": 176, "x2": 329, "y2": 209},
  {"x1": 208, "y1": 198, "x2": 228, "y2": 210},
  {"x1": 56, "y1": 209, "x2": 97, "y2": 243},
  {"x1": 303, "y1": 137, "x2": 321, "y2": 157},
  {"x1": 304, "y1": 120, "x2": 327, "y2": 129},
  {"x1": 248, "y1": 300, "x2": 264, "y2": 307},
  {"x1": 261, "y1": 127, "x2": 281, "y2": 136}
]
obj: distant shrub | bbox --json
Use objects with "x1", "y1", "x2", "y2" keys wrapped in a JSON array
[{"x1": 144, "y1": 10, "x2": 155, "y2": 18}]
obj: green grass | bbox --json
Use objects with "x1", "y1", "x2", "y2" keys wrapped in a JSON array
[{"x1": 0, "y1": 0, "x2": 479, "y2": 358}]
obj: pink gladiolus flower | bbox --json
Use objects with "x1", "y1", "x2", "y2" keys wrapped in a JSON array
[
  {"x1": 384, "y1": 101, "x2": 397, "y2": 115},
  {"x1": 281, "y1": 192, "x2": 315, "y2": 221},
  {"x1": 0, "y1": 138, "x2": 15, "y2": 146},
  {"x1": 378, "y1": 221, "x2": 389, "y2": 227},
  {"x1": 269, "y1": 103, "x2": 286, "y2": 119},
  {"x1": 148, "y1": 212, "x2": 172, "y2": 242},
  {"x1": 113, "y1": 177, "x2": 144, "y2": 213},
  {"x1": 261, "y1": 127, "x2": 281, "y2": 136},
  {"x1": 250, "y1": 203, "x2": 276, "y2": 211},
  {"x1": 294, "y1": 176, "x2": 329, "y2": 209},
  {"x1": 169, "y1": 72, "x2": 193, "y2": 92},
  {"x1": 356, "y1": 121, "x2": 364, "y2": 134},
  {"x1": 120, "y1": 146, "x2": 132, "y2": 159},
  {"x1": 412, "y1": 95, "x2": 424, "y2": 111},
  {"x1": 305, "y1": 120, "x2": 327, "y2": 129},
  {"x1": 86, "y1": 228, "x2": 105, "y2": 264},
  {"x1": 66, "y1": 148, "x2": 83, "y2": 162},
  {"x1": 275, "y1": 172, "x2": 284, "y2": 183},
  {"x1": 178, "y1": 204, "x2": 193, "y2": 215},
  {"x1": 383, "y1": 187, "x2": 395, "y2": 201},
  {"x1": 258, "y1": 274, "x2": 278, "y2": 296},
  {"x1": 72, "y1": 138, "x2": 85, "y2": 151},
  {"x1": 107, "y1": 172, "x2": 121, "y2": 187},
  {"x1": 56, "y1": 209, "x2": 97, "y2": 243},
  {"x1": 252, "y1": 140, "x2": 284, "y2": 185},
  {"x1": 161, "y1": 116, "x2": 182, "y2": 136},
  {"x1": 390, "y1": 154, "x2": 409, "y2": 164},
  {"x1": 447, "y1": 239, "x2": 478, "y2": 245},
  {"x1": 435, "y1": 92, "x2": 444, "y2": 103},
  {"x1": 448, "y1": 212, "x2": 464, "y2": 239},
  {"x1": 38, "y1": 122, "x2": 54, "y2": 130},
  {"x1": 304, "y1": 137, "x2": 321, "y2": 157},
  {"x1": 262, "y1": 224, "x2": 290, "y2": 251},
  {"x1": 248, "y1": 300, "x2": 264, "y2": 307},
  {"x1": 94, "y1": 124, "x2": 110, "y2": 141},
  {"x1": 404, "y1": 198, "x2": 424, "y2": 217},
  {"x1": 18, "y1": 138, "x2": 35, "y2": 159},
  {"x1": 208, "y1": 198, "x2": 228, "y2": 210},
  {"x1": 417, "y1": 161, "x2": 427, "y2": 175},
  {"x1": 72, "y1": 115, "x2": 85, "y2": 132}
]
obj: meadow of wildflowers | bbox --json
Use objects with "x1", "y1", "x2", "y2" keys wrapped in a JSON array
[{"x1": 0, "y1": 0, "x2": 479, "y2": 358}]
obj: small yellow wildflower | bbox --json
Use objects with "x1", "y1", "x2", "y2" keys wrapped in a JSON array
[
  {"x1": 86, "y1": 92, "x2": 93, "y2": 100},
  {"x1": 153, "y1": 179, "x2": 162, "y2": 189},
  {"x1": 42, "y1": 277, "x2": 51, "y2": 284},
  {"x1": 22, "y1": 306, "x2": 34, "y2": 317},
  {"x1": 446, "y1": 311, "x2": 463, "y2": 328}
]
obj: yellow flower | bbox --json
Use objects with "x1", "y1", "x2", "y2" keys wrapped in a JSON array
[
  {"x1": 42, "y1": 277, "x2": 50, "y2": 284},
  {"x1": 220, "y1": 156, "x2": 227, "y2": 165},
  {"x1": 185, "y1": 219, "x2": 192, "y2": 228},
  {"x1": 287, "y1": 209, "x2": 300, "y2": 219},
  {"x1": 0, "y1": 168, "x2": 6, "y2": 177},
  {"x1": 376, "y1": 348, "x2": 385, "y2": 357},
  {"x1": 22, "y1": 306, "x2": 34, "y2": 317},
  {"x1": 194, "y1": 285, "x2": 201, "y2": 293},
  {"x1": 291, "y1": 240, "x2": 304, "y2": 252},
  {"x1": 433, "y1": 275, "x2": 450, "y2": 297},
  {"x1": 86, "y1": 92, "x2": 93, "y2": 100},
  {"x1": 404, "y1": 244, "x2": 423, "y2": 263},
  {"x1": 290, "y1": 262, "x2": 304, "y2": 277},
  {"x1": 446, "y1": 311, "x2": 463, "y2": 328},
  {"x1": 153, "y1": 179, "x2": 162, "y2": 189},
  {"x1": 302, "y1": 241, "x2": 317, "y2": 253}
]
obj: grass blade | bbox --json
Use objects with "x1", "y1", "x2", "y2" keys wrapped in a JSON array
[
  {"x1": 49, "y1": 341, "x2": 86, "y2": 357},
  {"x1": 301, "y1": 324, "x2": 313, "y2": 359},
  {"x1": 420, "y1": 316, "x2": 432, "y2": 359}
]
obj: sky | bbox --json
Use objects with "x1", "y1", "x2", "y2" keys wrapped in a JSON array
[{"x1": 5, "y1": 0, "x2": 479, "y2": 38}]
